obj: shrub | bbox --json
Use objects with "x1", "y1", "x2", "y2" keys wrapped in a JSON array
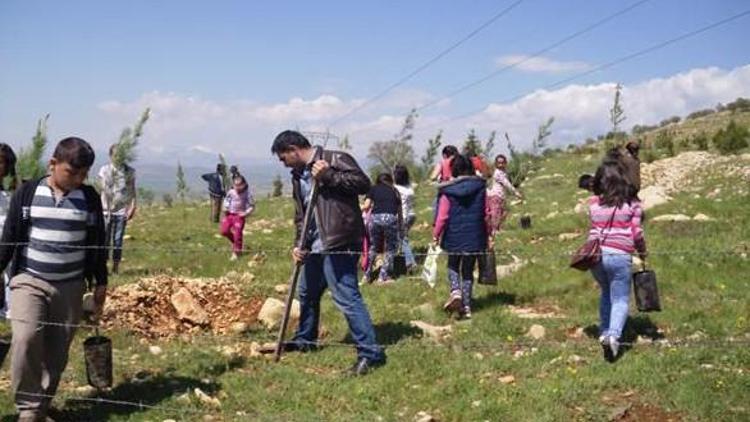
[
  {"x1": 691, "y1": 132, "x2": 709, "y2": 151},
  {"x1": 685, "y1": 108, "x2": 715, "y2": 120},
  {"x1": 659, "y1": 116, "x2": 681, "y2": 127},
  {"x1": 162, "y1": 193, "x2": 173, "y2": 208},
  {"x1": 641, "y1": 148, "x2": 657, "y2": 163},
  {"x1": 713, "y1": 120, "x2": 749, "y2": 155}
]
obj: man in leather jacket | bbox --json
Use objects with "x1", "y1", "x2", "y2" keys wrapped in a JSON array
[{"x1": 271, "y1": 130, "x2": 386, "y2": 375}]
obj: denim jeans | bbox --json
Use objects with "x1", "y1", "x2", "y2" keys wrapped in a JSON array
[
  {"x1": 590, "y1": 250, "x2": 632, "y2": 339},
  {"x1": 293, "y1": 252, "x2": 385, "y2": 362},
  {"x1": 401, "y1": 215, "x2": 416, "y2": 268},
  {"x1": 366, "y1": 213, "x2": 399, "y2": 281},
  {"x1": 105, "y1": 214, "x2": 128, "y2": 263}
]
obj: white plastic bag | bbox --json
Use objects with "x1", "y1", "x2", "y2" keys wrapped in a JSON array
[{"x1": 421, "y1": 244, "x2": 441, "y2": 288}]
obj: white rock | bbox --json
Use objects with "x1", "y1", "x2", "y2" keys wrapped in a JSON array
[
  {"x1": 692, "y1": 213, "x2": 715, "y2": 221},
  {"x1": 498, "y1": 375, "x2": 516, "y2": 384},
  {"x1": 651, "y1": 214, "x2": 691, "y2": 222},
  {"x1": 170, "y1": 287, "x2": 210, "y2": 326},
  {"x1": 148, "y1": 346, "x2": 163, "y2": 356},
  {"x1": 410, "y1": 320, "x2": 452, "y2": 340},
  {"x1": 526, "y1": 324, "x2": 546, "y2": 340},
  {"x1": 229, "y1": 322, "x2": 249, "y2": 334},
  {"x1": 257, "y1": 298, "x2": 300, "y2": 330},
  {"x1": 639, "y1": 185, "x2": 671, "y2": 210},
  {"x1": 274, "y1": 284, "x2": 289, "y2": 294},
  {"x1": 194, "y1": 388, "x2": 221, "y2": 408},
  {"x1": 496, "y1": 255, "x2": 525, "y2": 278},
  {"x1": 557, "y1": 232, "x2": 580, "y2": 241}
]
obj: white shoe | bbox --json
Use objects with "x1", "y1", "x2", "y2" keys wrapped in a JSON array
[
  {"x1": 230, "y1": 253, "x2": 239, "y2": 261},
  {"x1": 608, "y1": 336, "x2": 620, "y2": 358}
]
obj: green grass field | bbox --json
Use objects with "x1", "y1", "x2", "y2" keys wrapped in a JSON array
[{"x1": 0, "y1": 126, "x2": 748, "y2": 421}]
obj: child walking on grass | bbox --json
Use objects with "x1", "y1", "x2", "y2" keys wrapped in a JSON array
[
  {"x1": 588, "y1": 159, "x2": 647, "y2": 362},
  {"x1": 433, "y1": 154, "x2": 491, "y2": 319},
  {"x1": 0, "y1": 137, "x2": 107, "y2": 422},
  {"x1": 221, "y1": 174, "x2": 255, "y2": 260}
]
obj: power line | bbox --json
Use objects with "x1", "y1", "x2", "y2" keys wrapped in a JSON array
[
  {"x1": 419, "y1": 7, "x2": 750, "y2": 132},
  {"x1": 328, "y1": 0, "x2": 526, "y2": 128},
  {"x1": 416, "y1": 0, "x2": 651, "y2": 112}
]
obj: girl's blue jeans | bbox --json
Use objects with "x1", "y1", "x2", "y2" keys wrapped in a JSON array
[{"x1": 590, "y1": 251, "x2": 632, "y2": 339}]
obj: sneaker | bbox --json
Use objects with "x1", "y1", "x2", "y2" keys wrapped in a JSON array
[
  {"x1": 601, "y1": 336, "x2": 618, "y2": 363},
  {"x1": 347, "y1": 357, "x2": 386, "y2": 376},
  {"x1": 608, "y1": 336, "x2": 620, "y2": 359},
  {"x1": 460, "y1": 307, "x2": 472, "y2": 320},
  {"x1": 443, "y1": 291, "x2": 462, "y2": 314},
  {"x1": 230, "y1": 253, "x2": 239, "y2": 261}
]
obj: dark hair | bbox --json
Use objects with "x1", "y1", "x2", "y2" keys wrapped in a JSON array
[
  {"x1": 450, "y1": 154, "x2": 474, "y2": 178},
  {"x1": 217, "y1": 163, "x2": 226, "y2": 173},
  {"x1": 495, "y1": 154, "x2": 507, "y2": 163},
  {"x1": 625, "y1": 140, "x2": 640, "y2": 158},
  {"x1": 393, "y1": 164, "x2": 410, "y2": 186},
  {"x1": 232, "y1": 174, "x2": 247, "y2": 185},
  {"x1": 441, "y1": 145, "x2": 459, "y2": 158},
  {"x1": 596, "y1": 161, "x2": 632, "y2": 207},
  {"x1": 271, "y1": 130, "x2": 311, "y2": 154},
  {"x1": 229, "y1": 165, "x2": 239, "y2": 177},
  {"x1": 0, "y1": 143, "x2": 18, "y2": 190},
  {"x1": 578, "y1": 174, "x2": 593, "y2": 191},
  {"x1": 53, "y1": 137, "x2": 95, "y2": 169},
  {"x1": 376, "y1": 172, "x2": 393, "y2": 186}
]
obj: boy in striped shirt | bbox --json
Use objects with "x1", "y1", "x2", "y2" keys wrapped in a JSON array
[{"x1": 0, "y1": 137, "x2": 107, "y2": 422}]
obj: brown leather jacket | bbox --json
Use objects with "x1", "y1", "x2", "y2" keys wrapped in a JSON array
[{"x1": 291, "y1": 149, "x2": 371, "y2": 251}]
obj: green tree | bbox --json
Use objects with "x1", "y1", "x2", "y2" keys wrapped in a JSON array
[
  {"x1": 218, "y1": 153, "x2": 230, "y2": 191},
  {"x1": 532, "y1": 117, "x2": 554, "y2": 156},
  {"x1": 338, "y1": 135, "x2": 351, "y2": 151},
  {"x1": 17, "y1": 114, "x2": 49, "y2": 181},
  {"x1": 462, "y1": 129, "x2": 483, "y2": 156},
  {"x1": 367, "y1": 108, "x2": 417, "y2": 174},
  {"x1": 137, "y1": 186, "x2": 155, "y2": 206},
  {"x1": 272, "y1": 174, "x2": 283, "y2": 197},
  {"x1": 505, "y1": 132, "x2": 530, "y2": 188},
  {"x1": 176, "y1": 161, "x2": 189, "y2": 202},
  {"x1": 418, "y1": 130, "x2": 442, "y2": 180},
  {"x1": 484, "y1": 131, "x2": 496, "y2": 158},
  {"x1": 713, "y1": 120, "x2": 749, "y2": 155},
  {"x1": 111, "y1": 108, "x2": 150, "y2": 170},
  {"x1": 609, "y1": 83, "x2": 626, "y2": 135}
]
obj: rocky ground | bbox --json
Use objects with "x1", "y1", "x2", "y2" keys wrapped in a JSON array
[{"x1": 101, "y1": 275, "x2": 263, "y2": 339}]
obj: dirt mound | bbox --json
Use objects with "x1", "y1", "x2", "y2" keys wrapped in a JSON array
[
  {"x1": 641, "y1": 151, "x2": 749, "y2": 194},
  {"x1": 101, "y1": 275, "x2": 263, "y2": 339}
]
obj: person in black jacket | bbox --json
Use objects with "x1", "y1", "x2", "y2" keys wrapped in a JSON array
[
  {"x1": 0, "y1": 137, "x2": 107, "y2": 422},
  {"x1": 201, "y1": 163, "x2": 227, "y2": 223},
  {"x1": 271, "y1": 130, "x2": 386, "y2": 376}
]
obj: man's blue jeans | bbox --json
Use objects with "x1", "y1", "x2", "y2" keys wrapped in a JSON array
[
  {"x1": 590, "y1": 251, "x2": 632, "y2": 339},
  {"x1": 105, "y1": 214, "x2": 128, "y2": 263},
  {"x1": 293, "y1": 252, "x2": 385, "y2": 362}
]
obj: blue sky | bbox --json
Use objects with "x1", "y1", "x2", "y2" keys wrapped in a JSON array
[{"x1": 1, "y1": 0, "x2": 749, "y2": 169}]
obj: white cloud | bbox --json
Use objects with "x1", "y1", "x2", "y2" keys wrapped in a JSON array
[
  {"x1": 495, "y1": 54, "x2": 592, "y2": 73},
  {"x1": 95, "y1": 64, "x2": 750, "y2": 164},
  {"x1": 448, "y1": 64, "x2": 750, "y2": 152}
]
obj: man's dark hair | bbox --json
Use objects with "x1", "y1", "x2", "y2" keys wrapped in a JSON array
[
  {"x1": 376, "y1": 172, "x2": 393, "y2": 186},
  {"x1": 271, "y1": 130, "x2": 312, "y2": 154},
  {"x1": 393, "y1": 164, "x2": 410, "y2": 186},
  {"x1": 495, "y1": 154, "x2": 507, "y2": 163},
  {"x1": 0, "y1": 143, "x2": 18, "y2": 190},
  {"x1": 578, "y1": 174, "x2": 593, "y2": 191},
  {"x1": 217, "y1": 163, "x2": 226, "y2": 173},
  {"x1": 450, "y1": 154, "x2": 474, "y2": 178},
  {"x1": 53, "y1": 137, "x2": 95, "y2": 169},
  {"x1": 441, "y1": 145, "x2": 459, "y2": 158}
]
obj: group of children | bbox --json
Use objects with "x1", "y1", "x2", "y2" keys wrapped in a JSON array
[{"x1": 0, "y1": 133, "x2": 647, "y2": 418}]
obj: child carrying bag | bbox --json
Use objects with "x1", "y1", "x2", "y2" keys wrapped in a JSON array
[
  {"x1": 633, "y1": 262, "x2": 661, "y2": 312},
  {"x1": 570, "y1": 208, "x2": 616, "y2": 271}
]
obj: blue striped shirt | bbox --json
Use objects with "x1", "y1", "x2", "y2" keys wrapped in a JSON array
[{"x1": 18, "y1": 178, "x2": 90, "y2": 282}]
